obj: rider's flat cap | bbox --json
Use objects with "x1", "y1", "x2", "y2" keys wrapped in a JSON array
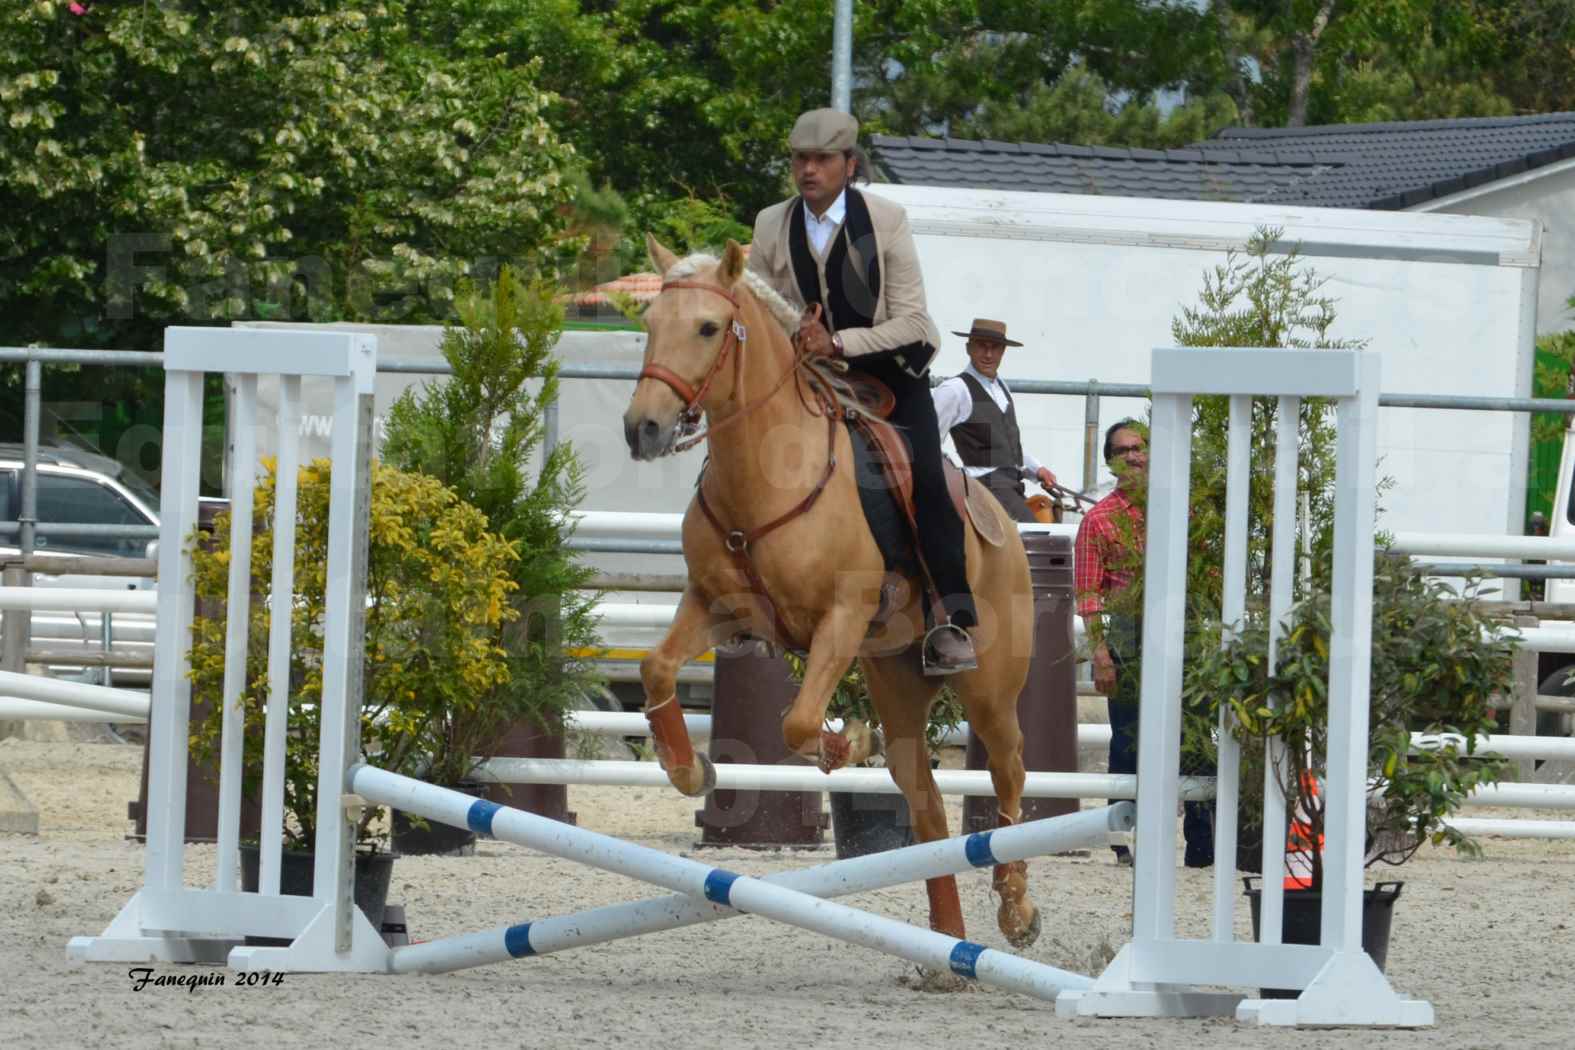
[{"x1": 789, "y1": 109, "x2": 859, "y2": 152}]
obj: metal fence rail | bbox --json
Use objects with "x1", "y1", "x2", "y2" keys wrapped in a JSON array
[{"x1": 8, "y1": 343, "x2": 1575, "y2": 670}]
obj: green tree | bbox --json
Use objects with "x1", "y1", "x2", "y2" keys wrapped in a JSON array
[
  {"x1": 1096, "y1": 228, "x2": 1360, "y2": 630},
  {"x1": 1529, "y1": 328, "x2": 1575, "y2": 534},
  {"x1": 1189, "y1": 561, "x2": 1513, "y2": 889},
  {"x1": 381, "y1": 267, "x2": 601, "y2": 752},
  {"x1": 954, "y1": 64, "x2": 1239, "y2": 150},
  {"x1": 1111, "y1": 226, "x2": 1517, "y2": 884},
  {"x1": 1453, "y1": 0, "x2": 1575, "y2": 115},
  {"x1": 864, "y1": 0, "x2": 1219, "y2": 137},
  {"x1": 0, "y1": 0, "x2": 581, "y2": 352},
  {"x1": 1202, "y1": 1, "x2": 1513, "y2": 127}
]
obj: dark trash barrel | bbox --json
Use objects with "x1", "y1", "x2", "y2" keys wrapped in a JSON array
[
  {"x1": 483, "y1": 717, "x2": 577, "y2": 825},
  {"x1": 964, "y1": 529, "x2": 1079, "y2": 832},
  {"x1": 696, "y1": 640, "x2": 826, "y2": 849}
]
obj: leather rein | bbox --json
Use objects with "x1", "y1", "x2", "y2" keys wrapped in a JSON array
[{"x1": 638, "y1": 278, "x2": 841, "y2": 649}]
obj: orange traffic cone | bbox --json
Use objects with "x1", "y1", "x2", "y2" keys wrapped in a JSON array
[{"x1": 1284, "y1": 771, "x2": 1325, "y2": 891}]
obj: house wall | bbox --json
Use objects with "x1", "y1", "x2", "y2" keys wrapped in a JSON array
[{"x1": 1429, "y1": 164, "x2": 1575, "y2": 335}]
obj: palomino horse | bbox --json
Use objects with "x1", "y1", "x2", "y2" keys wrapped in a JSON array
[{"x1": 623, "y1": 236, "x2": 1040, "y2": 950}]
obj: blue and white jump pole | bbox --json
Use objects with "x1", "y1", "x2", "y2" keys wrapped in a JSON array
[
  {"x1": 388, "y1": 794, "x2": 1134, "y2": 975},
  {"x1": 350, "y1": 766, "x2": 1109, "y2": 998}
]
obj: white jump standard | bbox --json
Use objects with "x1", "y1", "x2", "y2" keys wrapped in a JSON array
[{"x1": 1056, "y1": 348, "x2": 1432, "y2": 1028}]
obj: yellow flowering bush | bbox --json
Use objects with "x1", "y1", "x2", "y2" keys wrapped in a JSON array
[{"x1": 189, "y1": 458, "x2": 517, "y2": 848}]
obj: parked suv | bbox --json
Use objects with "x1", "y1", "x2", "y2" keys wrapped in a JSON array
[
  {"x1": 0, "y1": 443, "x2": 162, "y2": 683},
  {"x1": 0, "y1": 443, "x2": 160, "y2": 560}
]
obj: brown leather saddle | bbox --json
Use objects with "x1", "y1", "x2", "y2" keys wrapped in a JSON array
[
  {"x1": 698, "y1": 367, "x2": 1005, "y2": 655},
  {"x1": 842, "y1": 371, "x2": 1007, "y2": 551}
]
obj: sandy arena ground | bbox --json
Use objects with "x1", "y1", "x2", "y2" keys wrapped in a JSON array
[{"x1": 3, "y1": 734, "x2": 1573, "y2": 1050}]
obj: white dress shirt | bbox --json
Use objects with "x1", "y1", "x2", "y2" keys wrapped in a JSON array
[
  {"x1": 933, "y1": 364, "x2": 1044, "y2": 479},
  {"x1": 802, "y1": 189, "x2": 847, "y2": 256}
]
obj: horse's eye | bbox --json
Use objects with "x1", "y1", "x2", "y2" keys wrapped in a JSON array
[{"x1": 699, "y1": 321, "x2": 720, "y2": 338}]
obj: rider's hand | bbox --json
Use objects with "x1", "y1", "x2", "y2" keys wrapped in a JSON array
[
  {"x1": 797, "y1": 305, "x2": 834, "y2": 356},
  {"x1": 1092, "y1": 641, "x2": 1117, "y2": 696},
  {"x1": 1036, "y1": 466, "x2": 1057, "y2": 491}
]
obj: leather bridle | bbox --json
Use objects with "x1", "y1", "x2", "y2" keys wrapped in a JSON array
[
  {"x1": 637, "y1": 277, "x2": 842, "y2": 649},
  {"x1": 637, "y1": 279, "x2": 749, "y2": 452}
]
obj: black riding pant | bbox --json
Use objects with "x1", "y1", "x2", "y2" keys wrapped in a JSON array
[
  {"x1": 982, "y1": 469, "x2": 1035, "y2": 524},
  {"x1": 856, "y1": 359, "x2": 977, "y2": 629},
  {"x1": 1107, "y1": 615, "x2": 1215, "y2": 865}
]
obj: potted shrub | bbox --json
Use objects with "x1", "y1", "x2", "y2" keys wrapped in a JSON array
[
  {"x1": 189, "y1": 458, "x2": 520, "y2": 891},
  {"x1": 786, "y1": 654, "x2": 965, "y2": 858},
  {"x1": 381, "y1": 267, "x2": 602, "y2": 825},
  {"x1": 1185, "y1": 556, "x2": 1514, "y2": 989}
]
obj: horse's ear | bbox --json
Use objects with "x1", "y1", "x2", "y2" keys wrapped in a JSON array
[
  {"x1": 717, "y1": 239, "x2": 746, "y2": 289},
  {"x1": 646, "y1": 233, "x2": 678, "y2": 276}
]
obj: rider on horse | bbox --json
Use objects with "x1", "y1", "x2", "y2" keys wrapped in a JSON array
[{"x1": 745, "y1": 108, "x2": 978, "y2": 675}]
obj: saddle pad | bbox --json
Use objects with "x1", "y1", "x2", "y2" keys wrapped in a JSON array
[
  {"x1": 848, "y1": 417, "x2": 1006, "y2": 552},
  {"x1": 848, "y1": 418, "x2": 917, "y2": 573},
  {"x1": 949, "y1": 465, "x2": 1007, "y2": 547}
]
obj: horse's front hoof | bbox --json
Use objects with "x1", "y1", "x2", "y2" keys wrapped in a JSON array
[
  {"x1": 816, "y1": 730, "x2": 852, "y2": 773},
  {"x1": 669, "y1": 753, "x2": 717, "y2": 797},
  {"x1": 1000, "y1": 903, "x2": 1042, "y2": 950},
  {"x1": 838, "y1": 720, "x2": 882, "y2": 766}
]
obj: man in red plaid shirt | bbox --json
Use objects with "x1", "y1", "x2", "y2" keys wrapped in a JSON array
[{"x1": 1075, "y1": 419, "x2": 1214, "y2": 868}]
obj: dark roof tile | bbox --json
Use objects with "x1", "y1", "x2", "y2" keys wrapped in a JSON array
[{"x1": 872, "y1": 111, "x2": 1575, "y2": 208}]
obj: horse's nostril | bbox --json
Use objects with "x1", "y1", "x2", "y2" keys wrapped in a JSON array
[{"x1": 625, "y1": 416, "x2": 664, "y2": 458}]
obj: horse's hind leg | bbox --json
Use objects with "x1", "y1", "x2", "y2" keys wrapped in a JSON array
[
  {"x1": 965, "y1": 693, "x2": 1042, "y2": 949},
  {"x1": 641, "y1": 586, "x2": 725, "y2": 797},
  {"x1": 861, "y1": 656, "x2": 963, "y2": 940}
]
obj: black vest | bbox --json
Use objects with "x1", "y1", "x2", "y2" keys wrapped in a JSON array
[
  {"x1": 786, "y1": 188, "x2": 936, "y2": 377},
  {"x1": 950, "y1": 373, "x2": 1023, "y2": 474}
]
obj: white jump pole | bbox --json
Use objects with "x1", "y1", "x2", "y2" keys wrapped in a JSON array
[
  {"x1": 351, "y1": 765, "x2": 1093, "y2": 998},
  {"x1": 0, "y1": 697, "x2": 146, "y2": 722},
  {"x1": 567, "y1": 711, "x2": 1575, "y2": 762},
  {"x1": 475, "y1": 758, "x2": 1217, "y2": 801},
  {"x1": 391, "y1": 801, "x2": 1135, "y2": 974},
  {"x1": 0, "y1": 587, "x2": 158, "y2": 613},
  {"x1": 0, "y1": 669, "x2": 151, "y2": 719}
]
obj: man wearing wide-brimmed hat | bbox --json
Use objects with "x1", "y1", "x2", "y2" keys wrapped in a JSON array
[
  {"x1": 932, "y1": 318, "x2": 1060, "y2": 523},
  {"x1": 747, "y1": 107, "x2": 976, "y2": 674}
]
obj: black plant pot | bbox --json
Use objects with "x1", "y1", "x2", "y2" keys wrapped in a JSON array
[
  {"x1": 1244, "y1": 877, "x2": 1403, "y2": 999},
  {"x1": 238, "y1": 844, "x2": 396, "y2": 947},
  {"x1": 391, "y1": 807, "x2": 479, "y2": 857},
  {"x1": 829, "y1": 790, "x2": 915, "y2": 858}
]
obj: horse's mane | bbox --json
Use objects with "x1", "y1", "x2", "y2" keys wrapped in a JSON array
[
  {"x1": 667, "y1": 252, "x2": 877, "y2": 422},
  {"x1": 667, "y1": 252, "x2": 800, "y2": 333}
]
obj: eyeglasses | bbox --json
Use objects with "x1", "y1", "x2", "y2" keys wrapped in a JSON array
[{"x1": 1108, "y1": 444, "x2": 1146, "y2": 460}]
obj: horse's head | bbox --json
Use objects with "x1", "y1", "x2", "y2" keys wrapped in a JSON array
[{"x1": 623, "y1": 234, "x2": 749, "y2": 460}]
